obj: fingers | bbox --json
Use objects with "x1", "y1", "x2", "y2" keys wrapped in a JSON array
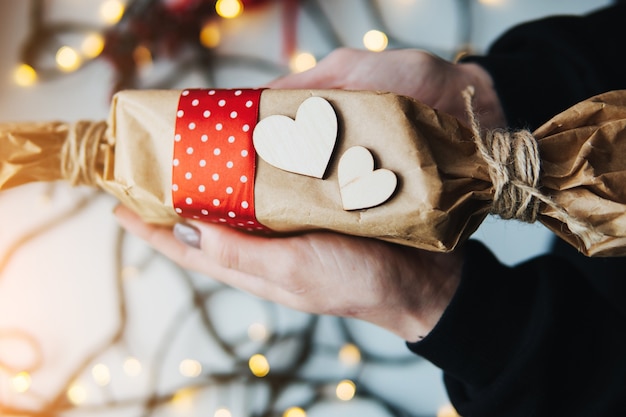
[
  {"x1": 265, "y1": 48, "x2": 361, "y2": 89},
  {"x1": 113, "y1": 205, "x2": 320, "y2": 309},
  {"x1": 113, "y1": 205, "x2": 300, "y2": 285}
]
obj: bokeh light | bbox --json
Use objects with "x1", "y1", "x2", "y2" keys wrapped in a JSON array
[
  {"x1": 215, "y1": 408, "x2": 233, "y2": 417},
  {"x1": 249, "y1": 353, "x2": 270, "y2": 377},
  {"x1": 335, "y1": 379, "x2": 356, "y2": 401},
  {"x1": 13, "y1": 64, "x2": 37, "y2": 87},
  {"x1": 283, "y1": 406, "x2": 307, "y2": 417},
  {"x1": 99, "y1": 0, "x2": 126, "y2": 25},
  {"x1": 67, "y1": 383, "x2": 87, "y2": 405},
  {"x1": 12, "y1": 372, "x2": 32, "y2": 393},
  {"x1": 81, "y1": 33, "x2": 105, "y2": 58},
  {"x1": 56, "y1": 46, "x2": 82, "y2": 72},
  {"x1": 200, "y1": 21, "x2": 222, "y2": 48},
  {"x1": 437, "y1": 403, "x2": 461, "y2": 417},
  {"x1": 123, "y1": 357, "x2": 142, "y2": 376},
  {"x1": 92, "y1": 363, "x2": 111, "y2": 386},
  {"x1": 363, "y1": 29, "x2": 388, "y2": 52},
  {"x1": 215, "y1": 0, "x2": 243, "y2": 19},
  {"x1": 338, "y1": 343, "x2": 361, "y2": 366},
  {"x1": 179, "y1": 359, "x2": 203, "y2": 378},
  {"x1": 289, "y1": 52, "x2": 316, "y2": 73}
]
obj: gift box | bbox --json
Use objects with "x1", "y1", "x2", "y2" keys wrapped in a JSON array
[{"x1": 2, "y1": 88, "x2": 626, "y2": 256}]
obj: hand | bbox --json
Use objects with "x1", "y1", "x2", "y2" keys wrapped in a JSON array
[
  {"x1": 114, "y1": 206, "x2": 463, "y2": 342},
  {"x1": 268, "y1": 48, "x2": 506, "y2": 129},
  {"x1": 114, "y1": 48, "x2": 500, "y2": 342}
]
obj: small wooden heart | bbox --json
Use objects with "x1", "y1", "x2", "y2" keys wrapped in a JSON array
[
  {"x1": 338, "y1": 146, "x2": 397, "y2": 211},
  {"x1": 253, "y1": 96, "x2": 337, "y2": 178}
]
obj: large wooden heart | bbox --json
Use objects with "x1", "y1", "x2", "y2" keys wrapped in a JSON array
[{"x1": 253, "y1": 96, "x2": 337, "y2": 178}]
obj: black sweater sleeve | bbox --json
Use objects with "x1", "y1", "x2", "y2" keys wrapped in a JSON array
[
  {"x1": 407, "y1": 241, "x2": 626, "y2": 417},
  {"x1": 463, "y1": 4, "x2": 626, "y2": 130}
]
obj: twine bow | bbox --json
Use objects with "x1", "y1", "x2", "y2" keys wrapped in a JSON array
[
  {"x1": 60, "y1": 120, "x2": 108, "y2": 187},
  {"x1": 462, "y1": 86, "x2": 602, "y2": 249}
]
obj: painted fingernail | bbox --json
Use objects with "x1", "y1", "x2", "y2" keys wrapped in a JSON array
[{"x1": 173, "y1": 223, "x2": 202, "y2": 249}]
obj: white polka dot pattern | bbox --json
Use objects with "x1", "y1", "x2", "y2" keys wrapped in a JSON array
[{"x1": 172, "y1": 89, "x2": 268, "y2": 232}]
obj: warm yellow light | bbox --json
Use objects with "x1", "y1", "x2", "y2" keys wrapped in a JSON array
[
  {"x1": 13, "y1": 64, "x2": 37, "y2": 87},
  {"x1": 92, "y1": 363, "x2": 111, "y2": 386},
  {"x1": 214, "y1": 408, "x2": 232, "y2": 417},
  {"x1": 67, "y1": 383, "x2": 87, "y2": 405},
  {"x1": 283, "y1": 406, "x2": 307, "y2": 417},
  {"x1": 289, "y1": 52, "x2": 316, "y2": 73},
  {"x1": 56, "y1": 46, "x2": 82, "y2": 72},
  {"x1": 215, "y1": 0, "x2": 243, "y2": 19},
  {"x1": 248, "y1": 353, "x2": 270, "y2": 377},
  {"x1": 338, "y1": 343, "x2": 361, "y2": 366},
  {"x1": 437, "y1": 404, "x2": 461, "y2": 417},
  {"x1": 12, "y1": 372, "x2": 32, "y2": 393},
  {"x1": 478, "y1": 0, "x2": 505, "y2": 5},
  {"x1": 100, "y1": 0, "x2": 125, "y2": 25},
  {"x1": 133, "y1": 45, "x2": 153, "y2": 69},
  {"x1": 248, "y1": 322, "x2": 268, "y2": 341},
  {"x1": 363, "y1": 30, "x2": 388, "y2": 52},
  {"x1": 172, "y1": 387, "x2": 196, "y2": 412},
  {"x1": 81, "y1": 33, "x2": 105, "y2": 58},
  {"x1": 179, "y1": 359, "x2": 202, "y2": 378},
  {"x1": 123, "y1": 357, "x2": 142, "y2": 376},
  {"x1": 200, "y1": 21, "x2": 221, "y2": 48},
  {"x1": 121, "y1": 265, "x2": 140, "y2": 280},
  {"x1": 335, "y1": 379, "x2": 356, "y2": 401}
]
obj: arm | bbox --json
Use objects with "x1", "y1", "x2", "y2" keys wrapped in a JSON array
[
  {"x1": 409, "y1": 241, "x2": 626, "y2": 416},
  {"x1": 114, "y1": 206, "x2": 463, "y2": 342},
  {"x1": 463, "y1": 3, "x2": 626, "y2": 130}
]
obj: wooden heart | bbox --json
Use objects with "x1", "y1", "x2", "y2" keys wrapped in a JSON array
[
  {"x1": 253, "y1": 96, "x2": 337, "y2": 178},
  {"x1": 338, "y1": 146, "x2": 397, "y2": 211}
]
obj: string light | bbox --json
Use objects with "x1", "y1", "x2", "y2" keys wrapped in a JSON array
[
  {"x1": 338, "y1": 343, "x2": 361, "y2": 366},
  {"x1": 123, "y1": 357, "x2": 142, "y2": 376},
  {"x1": 81, "y1": 33, "x2": 106, "y2": 59},
  {"x1": 11, "y1": 371, "x2": 32, "y2": 393},
  {"x1": 247, "y1": 322, "x2": 268, "y2": 342},
  {"x1": 133, "y1": 45, "x2": 153, "y2": 69},
  {"x1": 13, "y1": 64, "x2": 37, "y2": 87},
  {"x1": 171, "y1": 387, "x2": 196, "y2": 412},
  {"x1": 214, "y1": 407, "x2": 233, "y2": 417},
  {"x1": 479, "y1": 0, "x2": 505, "y2": 5},
  {"x1": 200, "y1": 21, "x2": 222, "y2": 48},
  {"x1": 215, "y1": 0, "x2": 243, "y2": 19},
  {"x1": 289, "y1": 52, "x2": 316, "y2": 73},
  {"x1": 67, "y1": 383, "x2": 88, "y2": 405},
  {"x1": 248, "y1": 354, "x2": 270, "y2": 377},
  {"x1": 99, "y1": 0, "x2": 126, "y2": 25},
  {"x1": 121, "y1": 265, "x2": 140, "y2": 280},
  {"x1": 283, "y1": 406, "x2": 307, "y2": 417},
  {"x1": 335, "y1": 379, "x2": 356, "y2": 401},
  {"x1": 56, "y1": 46, "x2": 82, "y2": 72},
  {"x1": 91, "y1": 363, "x2": 111, "y2": 386},
  {"x1": 179, "y1": 359, "x2": 203, "y2": 378},
  {"x1": 362, "y1": 29, "x2": 388, "y2": 52},
  {"x1": 437, "y1": 403, "x2": 461, "y2": 417}
]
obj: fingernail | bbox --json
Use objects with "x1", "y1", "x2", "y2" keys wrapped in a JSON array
[{"x1": 173, "y1": 223, "x2": 202, "y2": 249}]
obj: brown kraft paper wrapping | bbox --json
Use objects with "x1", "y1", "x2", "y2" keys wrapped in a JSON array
[{"x1": 1, "y1": 88, "x2": 626, "y2": 256}]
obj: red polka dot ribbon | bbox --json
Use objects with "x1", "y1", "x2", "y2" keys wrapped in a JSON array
[{"x1": 172, "y1": 88, "x2": 268, "y2": 232}]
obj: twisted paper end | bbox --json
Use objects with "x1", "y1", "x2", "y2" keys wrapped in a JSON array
[
  {"x1": 60, "y1": 121, "x2": 108, "y2": 187},
  {"x1": 462, "y1": 86, "x2": 603, "y2": 250}
]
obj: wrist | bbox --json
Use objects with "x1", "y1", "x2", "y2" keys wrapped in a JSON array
[
  {"x1": 392, "y1": 248, "x2": 465, "y2": 343},
  {"x1": 456, "y1": 62, "x2": 507, "y2": 129}
]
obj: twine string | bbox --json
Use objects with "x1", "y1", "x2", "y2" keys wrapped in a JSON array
[
  {"x1": 462, "y1": 86, "x2": 602, "y2": 248},
  {"x1": 60, "y1": 120, "x2": 108, "y2": 187}
]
